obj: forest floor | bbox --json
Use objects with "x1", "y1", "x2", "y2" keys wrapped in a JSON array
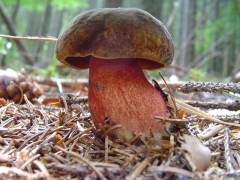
[{"x1": 0, "y1": 75, "x2": 239, "y2": 180}]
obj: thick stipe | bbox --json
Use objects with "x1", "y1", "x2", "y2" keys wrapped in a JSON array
[{"x1": 88, "y1": 57, "x2": 170, "y2": 133}]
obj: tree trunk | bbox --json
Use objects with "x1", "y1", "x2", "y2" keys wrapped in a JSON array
[
  {"x1": 210, "y1": 0, "x2": 221, "y2": 74},
  {"x1": 142, "y1": 0, "x2": 163, "y2": 20},
  {"x1": 41, "y1": 9, "x2": 65, "y2": 67},
  {"x1": 1, "y1": 0, "x2": 20, "y2": 67},
  {"x1": 177, "y1": 0, "x2": 196, "y2": 67},
  {"x1": 89, "y1": 0, "x2": 98, "y2": 9},
  {"x1": 0, "y1": 3, "x2": 34, "y2": 65},
  {"x1": 35, "y1": 0, "x2": 52, "y2": 63},
  {"x1": 188, "y1": 0, "x2": 196, "y2": 64},
  {"x1": 104, "y1": 0, "x2": 123, "y2": 7},
  {"x1": 11, "y1": 0, "x2": 20, "y2": 24}
]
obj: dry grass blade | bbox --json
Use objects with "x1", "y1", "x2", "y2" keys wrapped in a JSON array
[
  {"x1": 155, "y1": 116, "x2": 187, "y2": 123},
  {"x1": 174, "y1": 99, "x2": 240, "y2": 127},
  {"x1": 127, "y1": 158, "x2": 150, "y2": 180},
  {"x1": 158, "y1": 73, "x2": 177, "y2": 117},
  {"x1": 55, "y1": 145, "x2": 107, "y2": 180}
]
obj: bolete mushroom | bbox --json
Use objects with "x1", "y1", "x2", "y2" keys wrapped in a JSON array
[{"x1": 56, "y1": 8, "x2": 174, "y2": 135}]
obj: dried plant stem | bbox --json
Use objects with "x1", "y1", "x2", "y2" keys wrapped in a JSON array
[
  {"x1": 33, "y1": 76, "x2": 88, "y2": 89},
  {"x1": 197, "y1": 125, "x2": 225, "y2": 140},
  {"x1": 55, "y1": 145, "x2": 107, "y2": 180},
  {"x1": 186, "y1": 101, "x2": 240, "y2": 111},
  {"x1": 0, "y1": 34, "x2": 57, "y2": 42},
  {"x1": 105, "y1": 135, "x2": 109, "y2": 163},
  {"x1": 157, "y1": 113, "x2": 240, "y2": 126},
  {"x1": 175, "y1": 99, "x2": 240, "y2": 127},
  {"x1": 224, "y1": 170, "x2": 240, "y2": 178},
  {"x1": 178, "y1": 82, "x2": 240, "y2": 94},
  {"x1": 224, "y1": 128, "x2": 234, "y2": 172},
  {"x1": 186, "y1": 114, "x2": 240, "y2": 123},
  {"x1": 127, "y1": 158, "x2": 150, "y2": 180}
]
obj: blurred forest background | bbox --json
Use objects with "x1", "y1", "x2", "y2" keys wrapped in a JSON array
[{"x1": 0, "y1": 0, "x2": 239, "y2": 81}]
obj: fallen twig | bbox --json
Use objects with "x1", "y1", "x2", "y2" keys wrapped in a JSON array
[
  {"x1": 178, "y1": 82, "x2": 240, "y2": 94},
  {"x1": 186, "y1": 100, "x2": 240, "y2": 111},
  {"x1": 0, "y1": 34, "x2": 57, "y2": 42},
  {"x1": 224, "y1": 128, "x2": 234, "y2": 172},
  {"x1": 55, "y1": 145, "x2": 107, "y2": 180},
  {"x1": 127, "y1": 158, "x2": 150, "y2": 180}
]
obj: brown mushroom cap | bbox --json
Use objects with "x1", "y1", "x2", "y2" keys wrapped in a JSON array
[{"x1": 56, "y1": 8, "x2": 174, "y2": 70}]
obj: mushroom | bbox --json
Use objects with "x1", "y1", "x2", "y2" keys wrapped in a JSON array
[{"x1": 56, "y1": 8, "x2": 174, "y2": 135}]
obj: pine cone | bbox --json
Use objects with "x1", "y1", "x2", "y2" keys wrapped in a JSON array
[{"x1": 0, "y1": 69, "x2": 43, "y2": 103}]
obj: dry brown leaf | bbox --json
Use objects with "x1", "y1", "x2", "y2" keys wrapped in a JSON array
[
  {"x1": 176, "y1": 109, "x2": 185, "y2": 119},
  {"x1": 54, "y1": 133, "x2": 64, "y2": 144},
  {"x1": 41, "y1": 97, "x2": 62, "y2": 107},
  {"x1": 0, "y1": 98, "x2": 7, "y2": 106},
  {"x1": 180, "y1": 134, "x2": 211, "y2": 171}
]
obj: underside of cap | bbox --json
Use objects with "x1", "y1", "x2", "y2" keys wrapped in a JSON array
[{"x1": 56, "y1": 8, "x2": 174, "y2": 70}]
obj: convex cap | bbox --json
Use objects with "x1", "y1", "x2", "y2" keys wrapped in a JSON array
[{"x1": 56, "y1": 8, "x2": 174, "y2": 69}]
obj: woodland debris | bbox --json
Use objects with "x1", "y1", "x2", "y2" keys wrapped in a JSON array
[
  {"x1": 178, "y1": 81, "x2": 240, "y2": 94},
  {"x1": 174, "y1": 98, "x2": 240, "y2": 127},
  {"x1": 186, "y1": 100, "x2": 240, "y2": 111},
  {"x1": 186, "y1": 114, "x2": 240, "y2": 123},
  {"x1": 180, "y1": 134, "x2": 211, "y2": 171},
  {"x1": 197, "y1": 124, "x2": 225, "y2": 140},
  {"x1": 0, "y1": 82, "x2": 239, "y2": 179},
  {"x1": 224, "y1": 128, "x2": 234, "y2": 172},
  {"x1": 0, "y1": 69, "x2": 43, "y2": 103},
  {"x1": 33, "y1": 76, "x2": 88, "y2": 89}
]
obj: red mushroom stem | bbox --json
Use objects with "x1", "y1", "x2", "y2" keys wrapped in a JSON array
[{"x1": 89, "y1": 57, "x2": 170, "y2": 133}]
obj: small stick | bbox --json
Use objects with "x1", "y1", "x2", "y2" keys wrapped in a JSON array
[
  {"x1": 224, "y1": 170, "x2": 240, "y2": 178},
  {"x1": 127, "y1": 158, "x2": 150, "y2": 180},
  {"x1": 0, "y1": 34, "x2": 57, "y2": 42},
  {"x1": 186, "y1": 114, "x2": 240, "y2": 123},
  {"x1": 55, "y1": 145, "x2": 107, "y2": 180},
  {"x1": 186, "y1": 101, "x2": 240, "y2": 111},
  {"x1": 33, "y1": 76, "x2": 88, "y2": 89},
  {"x1": 224, "y1": 128, "x2": 234, "y2": 172},
  {"x1": 178, "y1": 82, "x2": 240, "y2": 94},
  {"x1": 155, "y1": 116, "x2": 188, "y2": 123},
  {"x1": 197, "y1": 125, "x2": 225, "y2": 140},
  {"x1": 105, "y1": 135, "x2": 109, "y2": 163}
]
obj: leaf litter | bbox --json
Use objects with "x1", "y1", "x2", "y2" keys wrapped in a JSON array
[{"x1": 0, "y1": 78, "x2": 239, "y2": 179}]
